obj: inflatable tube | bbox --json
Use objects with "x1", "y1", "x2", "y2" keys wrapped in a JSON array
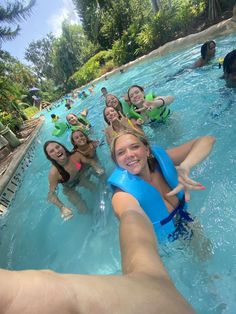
[{"x1": 52, "y1": 122, "x2": 68, "y2": 137}]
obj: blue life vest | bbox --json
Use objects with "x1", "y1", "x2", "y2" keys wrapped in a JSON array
[{"x1": 108, "y1": 145, "x2": 187, "y2": 241}]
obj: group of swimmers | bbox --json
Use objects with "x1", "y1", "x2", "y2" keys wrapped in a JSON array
[{"x1": 1, "y1": 41, "x2": 236, "y2": 314}]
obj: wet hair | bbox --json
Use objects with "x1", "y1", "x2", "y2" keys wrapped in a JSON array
[
  {"x1": 70, "y1": 130, "x2": 92, "y2": 150},
  {"x1": 110, "y1": 130, "x2": 156, "y2": 172},
  {"x1": 223, "y1": 49, "x2": 236, "y2": 74},
  {"x1": 101, "y1": 87, "x2": 107, "y2": 92},
  {"x1": 43, "y1": 141, "x2": 72, "y2": 182},
  {"x1": 127, "y1": 85, "x2": 144, "y2": 103},
  {"x1": 201, "y1": 41, "x2": 215, "y2": 59},
  {"x1": 51, "y1": 114, "x2": 56, "y2": 118},
  {"x1": 105, "y1": 94, "x2": 123, "y2": 113},
  {"x1": 66, "y1": 113, "x2": 87, "y2": 126}
]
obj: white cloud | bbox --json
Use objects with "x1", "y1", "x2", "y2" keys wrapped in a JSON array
[{"x1": 47, "y1": 0, "x2": 80, "y2": 37}]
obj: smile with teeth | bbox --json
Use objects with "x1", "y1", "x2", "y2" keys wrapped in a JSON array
[{"x1": 127, "y1": 159, "x2": 139, "y2": 167}]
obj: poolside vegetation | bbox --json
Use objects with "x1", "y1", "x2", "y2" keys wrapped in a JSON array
[{"x1": 0, "y1": 0, "x2": 235, "y2": 133}]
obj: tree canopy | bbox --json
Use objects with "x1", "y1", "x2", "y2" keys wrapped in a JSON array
[{"x1": 0, "y1": 0, "x2": 36, "y2": 44}]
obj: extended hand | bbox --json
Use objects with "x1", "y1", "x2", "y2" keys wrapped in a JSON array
[
  {"x1": 61, "y1": 206, "x2": 73, "y2": 221},
  {"x1": 95, "y1": 167, "x2": 105, "y2": 176},
  {"x1": 166, "y1": 164, "x2": 205, "y2": 201}
]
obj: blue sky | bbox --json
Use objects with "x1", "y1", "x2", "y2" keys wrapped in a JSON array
[{"x1": 2, "y1": 0, "x2": 80, "y2": 64}]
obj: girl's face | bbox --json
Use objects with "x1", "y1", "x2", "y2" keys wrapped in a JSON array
[
  {"x1": 72, "y1": 131, "x2": 88, "y2": 146},
  {"x1": 114, "y1": 134, "x2": 150, "y2": 176},
  {"x1": 106, "y1": 95, "x2": 119, "y2": 109},
  {"x1": 128, "y1": 87, "x2": 145, "y2": 106},
  {"x1": 207, "y1": 42, "x2": 216, "y2": 58},
  {"x1": 104, "y1": 107, "x2": 119, "y2": 123},
  {"x1": 46, "y1": 142, "x2": 67, "y2": 164},
  {"x1": 67, "y1": 114, "x2": 78, "y2": 125}
]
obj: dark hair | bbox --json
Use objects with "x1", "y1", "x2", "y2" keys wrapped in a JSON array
[
  {"x1": 51, "y1": 114, "x2": 56, "y2": 118},
  {"x1": 101, "y1": 87, "x2": 107, "y2": 91},
  {"x1": 223, "y1": 49, "x2": 236, "y2": 74},
  {"x1": 70, "y1": 130, "x2": 92, "y2": 150},
  {"x1": 66, "y1": 113, "x2": 87, "y2": 126},
  {"x1": 201, "y1": 41, "x2": 215, "y2": 59},
  {"x1": 110, "y1": 130, "x2": 156, "y2": 172},
  {"x1": 127, "y1": 85, "x2": 144, "y2": 102},
  {"x1": 43, "y1": 141, "x2": 72, "y2": 182},
  {"x1": 105, "y1": 94, "x2": 123, "y2": 113},
  {"x1": 103, "y1": 106, "x2": 122, "y2": 125}
]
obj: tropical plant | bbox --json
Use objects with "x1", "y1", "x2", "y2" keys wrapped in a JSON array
[
  {"x1": 25, "y1": 33, "x2": 55, "y2": 80},
  {"x1": 0, "y1": 0, "x2": 36, "y2": 44}
]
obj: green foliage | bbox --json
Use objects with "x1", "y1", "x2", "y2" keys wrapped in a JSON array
[
  {"x1": 23, "y1": 106, "x2": 39, "y2": 118},
  {"x1": 25, "y1": 33, "x2": 55, "y2": 80},
  {"x1": 68, "y1": 50, "x2": 114, "y2": 88},
  {"x1": 0, "y1": 0, "x2": 36, "y2": 43},
  {"x1": 120, "y1": 0, "x2": 206, "y2": 58},
  {"x1": 51, "y1": 22, "x2": 98, "y2": 85},
  {"x1": 0, "y1": 111, "x2": 23, "y2": 132}
]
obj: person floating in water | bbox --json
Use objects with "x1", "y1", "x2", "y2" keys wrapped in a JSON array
[
  {"x1": 51, "y1": 114, "x2": 59, "y2": 123},
  {"x1": 44, "y1": 141, "x2": 104, "y2": 220},
  {"x1": 101, "y1": 86, "x2": 108, "y2": 97},
  {"x1": 192, "y1": 40, "x2": 216, "y2": 68},
  {"x1": 109, "y1": 130, "x2": 215, "y2": 242},
  {"x1": 103, "y1": 106, "x2": 144, "y2": 146},
  {"x1": 0, "y1": 207, "x2": 194, "y2": 313},
  {"x1": 71, "y1": 130, "x2": 100, "y2": 159},
  {"x1": 127, "y1": 85, "x2": 174, "y2": 123},
  {"x1": 222, "y1": 49, "x2": 236, "y2": 87}
]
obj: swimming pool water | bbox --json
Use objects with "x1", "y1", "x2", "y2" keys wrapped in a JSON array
[{"x1": 1, "y1": 33, "x2": 236, "y2": 313}]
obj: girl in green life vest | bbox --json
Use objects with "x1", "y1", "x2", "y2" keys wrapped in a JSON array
[
  {"x1": 66, "y1": 113, "x2": 91, "y2": 135},
  {"x1": 127, "y1": 85, "x2": 174, "y2": 123}
]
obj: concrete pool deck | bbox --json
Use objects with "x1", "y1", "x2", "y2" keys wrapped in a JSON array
[
  {"x1": 0, "y1": 116, "x2": 44, "y2": 214},
  {"x1": 0, "y1": 13, "x2": 235, "y2": 214}
]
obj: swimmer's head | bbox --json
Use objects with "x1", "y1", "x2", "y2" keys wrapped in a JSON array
[
  {"x1": 103, "y1": 106, "x2": 121, "y2": 125},
  {"x1": 101, "y1": 87, "x2": 108, "y2": 96},
  {"x1": 110, "y1": 130, "x2": 156, "y2": 173},
  {"x1": 51, "y1": 114, "x2": 56, "y2": 119},
  {"x1": 127, "y1": 85, "x2": 145, "y2": 106},
  {"x1": 201, "y1": 41, "x2": 216, "y2": 60},
  {"x1": 223, "y1": 49, "x2": 236, "y2": 83},
  {"x1": 71, "y1": 130, "x2": 91, "y2": 148},
  {"x1": 105, "y1": 94, "x2": 122, "y2": 112},
  {"x1": 66, "y1": 113, "x2": 78, "y2": 125}
]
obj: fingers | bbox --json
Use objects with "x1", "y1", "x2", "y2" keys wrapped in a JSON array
[
  {"x1": 166, "y1": 184, "x2": 183, "y2": 196},
  {"x1": 61, "y1": 213, "x2": 73, "y2": 221}
]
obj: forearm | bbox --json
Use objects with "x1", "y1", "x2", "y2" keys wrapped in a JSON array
[
  {"x1": 119, "y1": 211, "x2": 167, "y2": 276},
  {"x1": 181, "y1": 136, "x2": 215, "y2": 169},
  {"x1": 48, "y1": 191, "x2": 65, "y2": 212},
  {"x1": 153, "y1": 96, "x2": 174, "y2": 107}
]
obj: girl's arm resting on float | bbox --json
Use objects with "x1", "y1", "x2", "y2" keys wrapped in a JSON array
[{"x1": 167, "y1": 136, "x2": 215, "y2": 169}]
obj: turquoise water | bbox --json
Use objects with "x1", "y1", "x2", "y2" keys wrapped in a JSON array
[{"x1": 1, "y1": 33, "x2": 236, "y2": 313}]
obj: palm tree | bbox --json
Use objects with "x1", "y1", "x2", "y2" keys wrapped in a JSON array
[{"x1": 0, "y1": 0, "x2": 36, "y2": 44}]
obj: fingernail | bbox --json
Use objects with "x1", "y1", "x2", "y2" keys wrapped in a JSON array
[{"x1": 200, "y1": 186, "x2": 206, "y2": 190}]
